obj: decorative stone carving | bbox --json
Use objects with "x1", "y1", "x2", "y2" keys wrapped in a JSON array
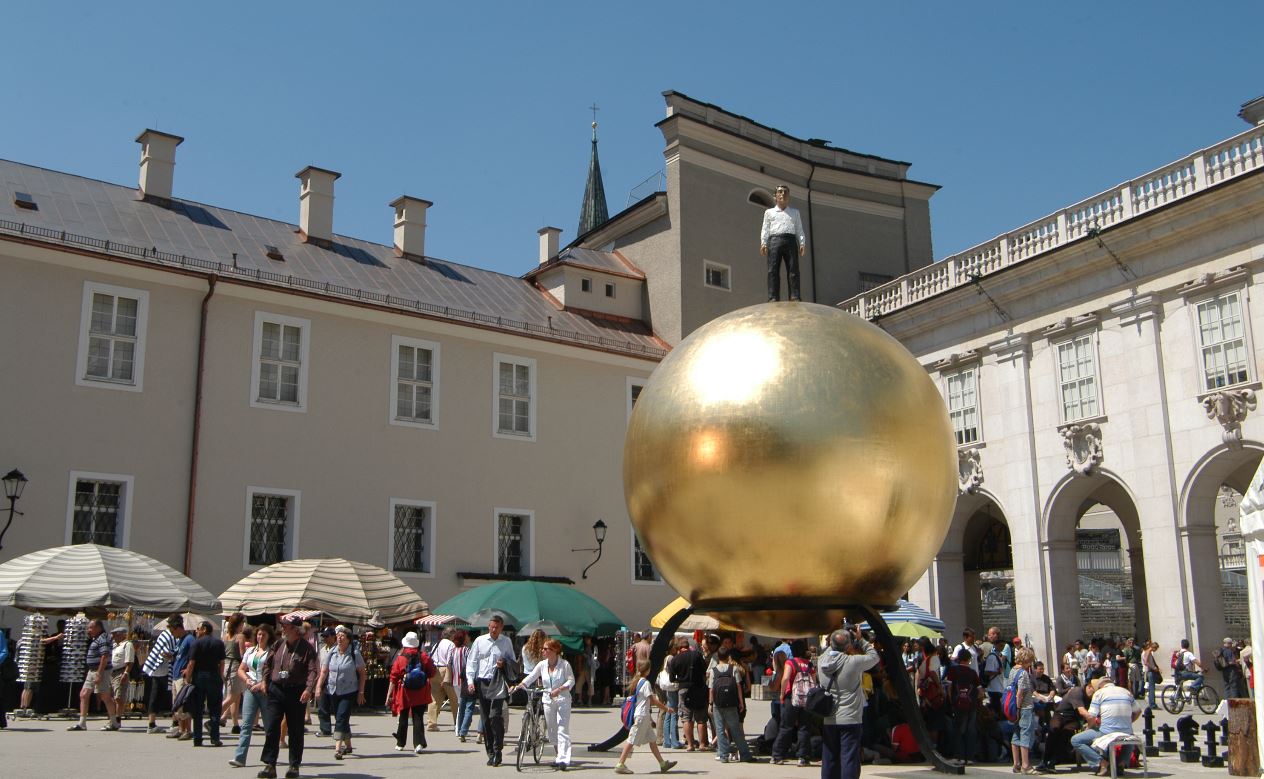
[
  {"x1": 1203, "y1": 388, "x2": 1257, "y2": 448},
  {"x1": 958, "y1": 448, "x2": 984, "y2": 494},
  {"x1": 1061, "y1": 422, "x2": 1103, "y2": 475}
]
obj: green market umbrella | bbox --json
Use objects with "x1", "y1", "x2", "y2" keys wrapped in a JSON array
[
  {"x1": 888, "y1": 621, "x2": 943, "y2": 640},
  {"x1": 433, "y1": 581, "x2": 625, "y2": 638}
]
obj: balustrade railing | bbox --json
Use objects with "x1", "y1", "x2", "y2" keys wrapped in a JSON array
[{"x1": 842, "y1": 123, "x2": 1264, "y2": 319}]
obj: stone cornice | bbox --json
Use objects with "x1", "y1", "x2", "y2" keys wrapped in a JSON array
[
  {"x1": 928, "y1": 349, "x2": 983, "y2": 373},
  {"x1": 986, "y1": 333, "x2": 1029, "y2": 364},
  {"x1": 1108, "y1": 293, "x2": 1162, "y2": 327},
  {"x1": 1043, "y1": 312, "x2": 1101, "y2": 340},
  {"x1": 1176, "y1": 264, "x2": 1252, "y2": 299}
]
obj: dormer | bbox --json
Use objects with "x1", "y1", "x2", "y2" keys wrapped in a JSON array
[{"x1": 525, "y1": 245, "x2": 646, "y2": 323}]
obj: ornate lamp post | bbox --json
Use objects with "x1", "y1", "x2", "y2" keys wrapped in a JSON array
[
  {"x1": 0, "y1": 469, "x2": 28, "y2": 551},
  {"x1": 571, "y1": 519, "x2": 608, "y2": 579}
]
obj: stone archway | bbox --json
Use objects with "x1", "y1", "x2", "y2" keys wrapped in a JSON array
[
  {"x1": 1178, "y1": 443, "x2": 1264, "y2": 655},
  {"x1": 1042, "y1": 469, "x2": 1150, "y2": 655},
  {"x1": 926, "y1": 490, "x2": 1014, "y2": 640}
]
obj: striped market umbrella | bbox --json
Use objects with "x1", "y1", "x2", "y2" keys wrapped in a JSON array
[
  {"x1": 218, "y1": 558, "x2": 428, "y2": 625},
  {"x1": 415, "y1": 614, "x2": 469, "y2": 628},
  {"x1": 0, "y1": 544, "x2": 219, "y2": 615},
  {"x1": 858, "y1": 599, "x2": 946, "y2": 632}
]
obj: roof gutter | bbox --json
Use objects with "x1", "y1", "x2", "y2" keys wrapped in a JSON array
[{"x1": 184, "y1": 274, "x2": 216, "y2": 575}]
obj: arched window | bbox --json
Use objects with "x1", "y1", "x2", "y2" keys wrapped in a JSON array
[{"x1": 748, "y1": 188, "x2": 774, "y2": 209}]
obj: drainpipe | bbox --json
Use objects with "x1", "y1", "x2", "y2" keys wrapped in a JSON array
[
  {"x1": 184, "y1": 274, "x2": 216, "y2": 575},
  {"x1": 806, "y1": 164, "x2": 818, "y2": 302}
]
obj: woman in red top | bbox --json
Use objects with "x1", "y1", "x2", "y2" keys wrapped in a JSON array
[{"x1": 387, "y1": 632, "x2": 438, "y2": 754}]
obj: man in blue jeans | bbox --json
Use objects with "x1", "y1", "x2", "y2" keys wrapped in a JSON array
[
  {"x1": 186, "y1": 620, "x2": 226, "y2": 747},
  {"x1": 818, "y1": 627, "x2": 879, "y2": 779},
  {"x1": 1071, "y1": 677, "x2": 1143, "y2": 775},
  {"x1": 1174, "y1": 639, "x2": 1204, "y2": 691}
]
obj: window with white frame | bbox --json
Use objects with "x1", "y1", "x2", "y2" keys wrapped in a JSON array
[
  {"x1": 247, "y1": 489, "x2": 298, "y2": 566},
  {"x1": 704, "y1": 261, "x2": 731, "y2": 291},
  {"x1": 68, "y1": 475, "x2": 131, "y2": 547},
  {"x1": 632, "y1": 531, "x2": 661, "y2": 582},
  {"x1": 391, "y1": 336, "x2": 439, "y2": 428},
  {"x1": 496, "y1": 512, "x2": 530, "y2": 576},
  {"x1": 494, "y1": 354, "x2": 535, "y2": 439},
  {"x1": 251, "y1": 312, "x2": 310, "y2": 411},
  {"x1": 390, "y1": 500, "x2": 435, "y2": 575},
  {"x1": 76, "y1": 282, "x2": 148, "y2": 391},
  {"x1": 946, "y1": 368, "x2": 980, "y2": 446},
  {"x1": 1195, "y1": 291, "x2": 1251, "y2": 390},
  {"x1": 1056, "y1": 333, "x2": 1100, "y2": 422},
  {"x1": 605, "y1": 282, "x2": 616, "y2": 298}
]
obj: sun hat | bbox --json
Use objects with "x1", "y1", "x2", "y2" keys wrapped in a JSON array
[{"x1": 402, "y1": 632, "x2": 420, "y2": 648}]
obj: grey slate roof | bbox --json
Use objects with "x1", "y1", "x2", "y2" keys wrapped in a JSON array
[{"x1": 0, "y1": 160, "x2": 665, "y2": 359}]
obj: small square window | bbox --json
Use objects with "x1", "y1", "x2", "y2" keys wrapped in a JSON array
[
  {"x1": 391, "y1": 500, "x2": 436, "y2": 575},
  {"x1": 581, "y1": 277, "x2": 592, "y2": 293},
  {"x1": 704, "y1": 261, "x2": 731, "y2": 291},
  {"x1": 496, "y1": 511, "x2": 531, "y2": 575},
  {"x1": 605, "y1": 282, "x2": 616, "y2": 298},
  {"x1": 633, "y1": 531, "x2": 661, "y2": 582},
  {"x1": 244, "y1": 487, "x2": 300, "y2": 568}
]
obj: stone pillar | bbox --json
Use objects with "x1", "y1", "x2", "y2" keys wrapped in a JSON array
[
  {"x1": 931, "y1": 553, "x2": 968, "y2": 634},
  {"x1": 1043, "y1": 540, "x2": 1080, "y2": 655},
  {"x1": 1128, "y1": 547, "x2": 1151, "y2": 640},
  {"x1": 1181, "y1": 523, "x2": 1226, "y2": 658}
]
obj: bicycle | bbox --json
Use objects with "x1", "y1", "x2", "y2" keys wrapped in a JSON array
[
  {"x1": 1160, "y1": 676, "x2": 1219, "y2": 714},
  {"x1": 516, "y1": 687, "x2": 548, "y2": 771}
]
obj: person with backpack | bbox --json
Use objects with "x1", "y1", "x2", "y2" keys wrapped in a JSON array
[
  {"x1": 771, "y1": 638, "x2": 813, "y2": 767},
  {"x1": 614, "y1": 658, "x2": 677, "y2": 775},
  {"x1": 388, "y1": 631, "x2": 437, "y2": 756},
  {"x1": 1173, "y1": 639, "x2": 1204, "y2": 691},
  {"x1": 708, "y1": 646, "x2": 755, "y2": 763},
  {"x1": 1007, "y1": 647, "x2": 1039, "y2": 775},
  {"x1": 944, "y1": 647, "x2": 981, "y2": 762},
  {"x1": 818, "y1": 625, "x2": 880, "y2": 779},
  {"x1": 316, "y1": 626, "x2": 366, "y2": 760}
]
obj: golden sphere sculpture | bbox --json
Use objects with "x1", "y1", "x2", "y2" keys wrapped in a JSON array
[{"x1": 623, "y1": 303, "x2": 957, "y2": 635}]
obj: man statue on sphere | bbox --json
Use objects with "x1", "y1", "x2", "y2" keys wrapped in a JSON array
[{"x1": 759, "y1": 184, "x2": 806, "y2": 301}]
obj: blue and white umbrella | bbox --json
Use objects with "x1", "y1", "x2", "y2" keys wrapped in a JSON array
[{"x1": 858, "y1": 599, "x2": 946, "y2": 632}]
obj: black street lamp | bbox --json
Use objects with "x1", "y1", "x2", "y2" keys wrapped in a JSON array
[
  {"x1": 571, "y1": 519, "x2": 608, "y2": 579},
  {"x1": 0, "y1": 468, "x2": 28, "y2": 551}
]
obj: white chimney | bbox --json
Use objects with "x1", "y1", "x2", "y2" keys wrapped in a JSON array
[
  {"x1": 538, "y1": 226, "x2": 562, "y2": 264},
  {"x1": 391, "y1": 196, "x2": 432, "y2": 258},
  {"x1": 296, "y1": 166, "x2": 341, "y2": 245},
  {"x1": 135, "y1": 129, "x2": 184, "y2": 203}
]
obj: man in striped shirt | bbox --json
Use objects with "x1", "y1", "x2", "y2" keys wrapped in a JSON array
[
  {"x1": 1071, "y1": 677, "x2": 1143, "y2": 775},
  {"x1": 142, "y1": 621, "x2": 176, "y2": 733}
]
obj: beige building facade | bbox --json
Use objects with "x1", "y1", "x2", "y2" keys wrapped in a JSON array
[
  {"x1": 845, "y1": 101, "x2": 1264, "y2": 669},
  {"x1": 0, "y1": 93, "x2": 934, "y2": 634}
]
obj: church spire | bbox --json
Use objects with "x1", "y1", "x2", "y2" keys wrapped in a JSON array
[{"x1": 577, "y1": 107, "x2": 609, "y2": 237}]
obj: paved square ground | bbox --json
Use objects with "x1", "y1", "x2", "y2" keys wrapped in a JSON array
[{"x1": 0, "y1": 698, "x2": 1241, "y2": 778}]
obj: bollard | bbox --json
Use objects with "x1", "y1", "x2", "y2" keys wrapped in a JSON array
[
  {"x1": 1202, "y1": 720, "x2": 1225, "y2": 768},
  {"x1": 1221, "y1": 716, "x2": 1230, "y2": 746},
  {"x1": 1177, "y1": 715, "x2": 1201, "y2": 763},
  {"x1": 1156, "y1": 723, "x2": 1177, "y2": 752},
  {"x1": 1141, "y1": 707, "x2": 1160, "y2": 757}
]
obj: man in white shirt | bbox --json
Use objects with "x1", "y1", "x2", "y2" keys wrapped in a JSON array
[
  {"x1": 1175, "y1": 639, "x2": 1203, "y2": 691},
  {"x1": 759, "y1": 184, "x2": 807, "y2": 301},
  {"x1": 1070, "y1": 677, "x2": 1143, "y2": 774},
  {"x1": 428, "y1": 628, "x2": 457, "y2": 731},
  {"x1": 465, "y1": 615, "x2": 516, "y2": 766},
  {"x1": 954, "y1": 628, "x2": 980, "y2": 674}
]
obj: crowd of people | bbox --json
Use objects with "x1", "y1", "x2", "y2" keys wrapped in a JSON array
[{"x1": 0, "y1": 614, "x2": 1256, "y2": 778}]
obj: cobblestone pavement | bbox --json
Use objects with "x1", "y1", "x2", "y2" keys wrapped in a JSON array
[{"x1": 0, "y1": 698, "x2": 1241, "y2": 778}]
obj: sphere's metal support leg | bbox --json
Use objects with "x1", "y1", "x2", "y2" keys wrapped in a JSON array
[
  {"x1": 857, "y1": 605, "x2": 965, "y2": 775},
  {"x1": 588, "y1": 606, "x2": 693, "y2": 752}
]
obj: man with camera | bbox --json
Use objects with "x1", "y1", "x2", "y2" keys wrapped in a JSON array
[{"x1": 817, "y1": 625, "x2": 879, "y2": 779}]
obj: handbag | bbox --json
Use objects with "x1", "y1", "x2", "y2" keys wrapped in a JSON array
[
  {"x1": 657, "y1": 666, "x2": 679, "y2": 692},
  {"x1": 172, "y1": 679, "x2": 194, "y2": 713},
  {"x1": 803, "y1": 667, "x2": 838, "y2": 717}
]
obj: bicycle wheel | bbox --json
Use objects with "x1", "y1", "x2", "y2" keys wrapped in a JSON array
[
  {"x1": 531, "y1": 712, "x2": 544, "y2": 764},
  {"x1": 1197, "y1": 685, "x2": 1221, "y2": 714},
  {"x1": 516, "y1": 711, "x2": 533, "y2": 772},
  {"x1": 1160, "y1": 684, "x2": 1182, "y2": 714}
]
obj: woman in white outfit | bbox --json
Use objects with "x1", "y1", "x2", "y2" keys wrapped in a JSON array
[{"x1": 511, "y1": 639, "x2": 575, "y2": 770}]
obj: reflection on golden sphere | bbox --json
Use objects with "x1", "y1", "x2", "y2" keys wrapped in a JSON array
[{"x1": 624, "y1": 303, "x2": 957, "y2": 635}]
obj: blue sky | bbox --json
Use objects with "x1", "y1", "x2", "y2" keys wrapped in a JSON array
[{"x1": 2, "y1": 2, "x2": 1258, "y2": 280}]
